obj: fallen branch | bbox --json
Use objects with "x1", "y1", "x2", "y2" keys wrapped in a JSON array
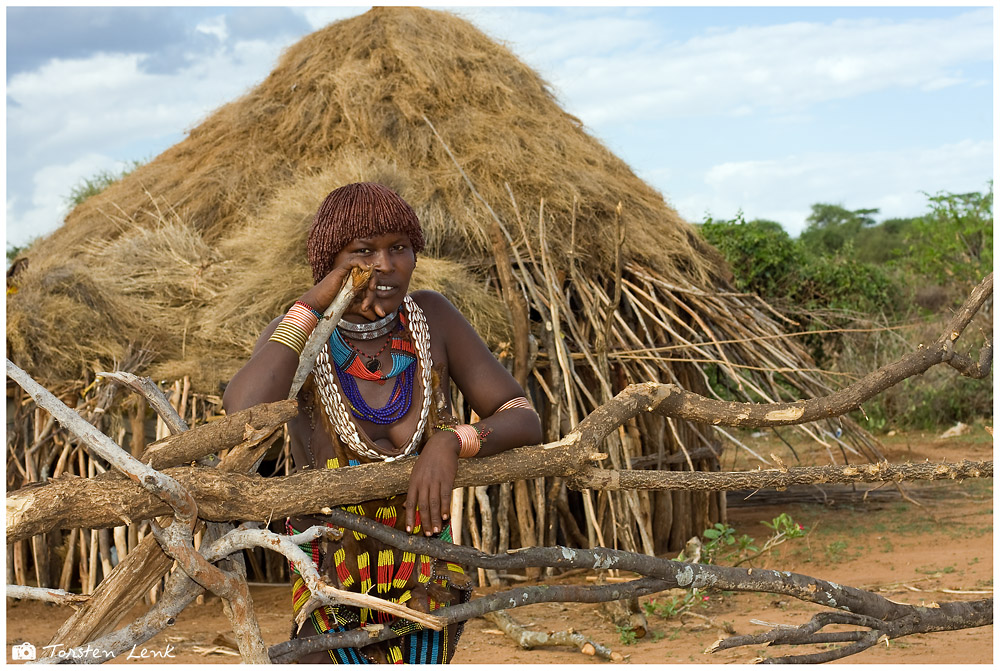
[
  {"x1": 6, "y1": 585, "x2": 89, "y2": 606},
  {"x1": 482, "y1": 610, "x2": 623, "y2": 662},
  {"x1": 201, "y1": 525, "x2": 446, "y2": 630},
  {"x1": 268, "y1": 577, "x2": 670, "y2": 663},
  {"x1": 96, "y1": 371, "x2": 189, "y2": 434},
  {"x1": 265, "y1": 512, "x2": 992, "y2": 663},
  {"x1": 710, "y1": 601, "x2": 993, "y2": 663}
]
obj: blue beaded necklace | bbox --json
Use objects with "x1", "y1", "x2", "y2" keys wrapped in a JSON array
[{"x1": 329, "y1": 319, "x2": 417, "y2": 424}]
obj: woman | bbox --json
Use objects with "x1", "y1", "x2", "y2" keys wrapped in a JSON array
[{"x1": 223, "y1": 182, "x2": 542, "y2": 663}]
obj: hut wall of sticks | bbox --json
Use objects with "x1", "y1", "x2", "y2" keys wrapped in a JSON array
[{"x1": 7, "y1": 7, "x2": 872, "y2": 592}]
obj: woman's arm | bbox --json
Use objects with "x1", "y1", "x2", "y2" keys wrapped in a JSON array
[{"x1": 405, "y1": 291, "x2": 543, "y2": 535}]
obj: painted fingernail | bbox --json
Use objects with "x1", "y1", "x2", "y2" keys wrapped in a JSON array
[
  {"x1": 434, "y1": 526, "x2": 440, "y2": 533},
  {"x1": 406, "y1": 526, "x2": 411, "y2": 533}
]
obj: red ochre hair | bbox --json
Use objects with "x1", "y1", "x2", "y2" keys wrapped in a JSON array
[{"x1": 307, "y1": 182, "x2": 425, "y2": 282}]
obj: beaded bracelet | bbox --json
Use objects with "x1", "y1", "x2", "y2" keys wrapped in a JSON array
[
  {"x1": 438, "y1": 423, "x2": 481, "y2": 458},
  {"x1": 269, "y1": 301, "x2": 320, "y2": 354}
]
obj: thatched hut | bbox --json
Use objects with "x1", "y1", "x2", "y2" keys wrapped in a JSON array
[{"x1": 7, "y1": 7, "x2": 863, "y2": 589}]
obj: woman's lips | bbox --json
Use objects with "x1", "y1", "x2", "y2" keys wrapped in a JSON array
[{"x1": 374, "y1": 284, "x2": 397, "y2": 299}]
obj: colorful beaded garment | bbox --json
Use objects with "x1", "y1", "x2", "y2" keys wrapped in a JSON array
[
  {"x1": 287, "y1": 454, "x2": 470, "y2": 664},
  {"x1": 289, "y1": 305, "x2": 469, "y2": 664}
]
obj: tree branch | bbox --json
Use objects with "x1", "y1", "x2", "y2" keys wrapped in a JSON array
[
  {"x1": 201, "y1": 525, "x2": 446, "y2": 631},
  {"x1": 267, "y1": 577, "x2": 670, "y2": 663},
  {"x1": 289, "y1": 265, "x2": 372, "y2": 398},
  {"x1": 6, "y1": 585, "x2": 89, "y2": 606},
  {"x1": 95, "y1": 371, "x2": 188, "y2": 433},
  {"x1": 9, "y1": 457, "x2": 989, "y2": 541}
]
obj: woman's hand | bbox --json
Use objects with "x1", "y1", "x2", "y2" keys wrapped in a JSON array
[
  {"x1": 299, "y1": 262, "x2": 381, "y2": 318},
  {"x1": 405, "y1": 432, "x2": 460, "y2": 536}
]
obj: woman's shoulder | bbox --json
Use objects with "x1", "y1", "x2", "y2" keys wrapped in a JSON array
[
  {"x1": 408, "y1": 289, "x2": 458, "y2": 317},
  {"x1": 408, "y1": 290, "x2": 472, "y2": 340}
]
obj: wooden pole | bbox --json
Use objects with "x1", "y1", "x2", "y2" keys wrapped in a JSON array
[{"x1": 58, "y1": 529, "x2": 79, "y2": 592}]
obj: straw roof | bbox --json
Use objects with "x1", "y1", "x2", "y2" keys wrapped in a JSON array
[{"x1": 8, "y1": 7, "x2": 733, "y2": 393}]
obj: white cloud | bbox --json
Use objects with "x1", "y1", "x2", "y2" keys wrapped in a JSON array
[
  {"x1": 195, "y1": 14, "x2": 229, "y2": 43},
  {"x1": 294, "y1": 7, "x2": 367, "y2": 32},
  {"x1": 8, "y1": 154, "x2": 123, "y2": 247},
  {"x1": 674, "y1": 140, "x2": 993, "y2": 235},
  {"x1": 505, "y1": 8, "x2": 994, "y2": 126},
  {"x1": 6, "y1": 34, "x2": 297, "y2": 247}
]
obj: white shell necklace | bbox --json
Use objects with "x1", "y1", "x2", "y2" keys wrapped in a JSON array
[{"x1": 314, "y1": 295, "x2": 433, "y2": 462}]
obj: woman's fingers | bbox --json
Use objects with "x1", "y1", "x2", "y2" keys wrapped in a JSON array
[
  {"x1": 426, "y1": 482, "x2": 442, "y2": 536},
  {"x1": 440, "y1": 482, "x2": 452, "y2": 523},
  {"x1": 405, "y1": 482, "x2": 418, "y2": 533}
]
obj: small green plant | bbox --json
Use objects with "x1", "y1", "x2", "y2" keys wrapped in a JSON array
[
  {"x1": 616, "y1": 625, "x2": 638, "y2": 646},
  {"x1": 825, "y1": 540, "x2": 849, "y2": 563},
  {"x1": 65, "y1": 159, "x2": 145, "y2": 208},
  {"x1": 701, "y1": 513, "x2": 807, "y2": 567},
  {"x1": 702, "y1": 523, "x2": 758, "y2": 564},
  {"x1": 761, "y1": 513, "x2": 806, "y2": 539},
  {"x1": 643, "y1": 590, "x2": 709, "y2": 620},
  {"x1": 916, "y1": 565, "x2": 956, "y2": 575}
]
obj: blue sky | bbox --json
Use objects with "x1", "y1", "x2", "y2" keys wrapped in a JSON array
[{"x1": 5, "y1": 5, "x2": 994, "y2": 251}]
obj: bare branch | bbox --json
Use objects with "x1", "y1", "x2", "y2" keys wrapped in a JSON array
[
  {"x1": 569, "y1": 459, "x2": 992, "y2": 491},
  {"x1": 268, "y1": 577, "x2": 670, "y2": 663},
  {"x1": 201, "y1": 525, "x2": 446, "y2": 631},
  {"x1": 7, "y1": 360, "x2": 198, "y2": 529},
  {"x1": 95, "y1": 371, "x2": 187, "y2": 433},
  {"x1": 483, "y1": 610, "x2": 623, "y2": 662},
  {"x1": 7, "y1": 585, "x2": 89, "y2": 606},
  {"x1": 10, "y1": 456, "x2": 989, "y2": 541}
]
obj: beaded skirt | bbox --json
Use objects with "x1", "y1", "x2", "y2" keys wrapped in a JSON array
[{"x1": 287, "y1": 420, "x2": 470, "y2": 663}]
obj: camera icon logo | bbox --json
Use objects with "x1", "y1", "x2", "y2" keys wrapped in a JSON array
[{"x1": 12, "y1": 642, "x2": 36, "y2": 660}]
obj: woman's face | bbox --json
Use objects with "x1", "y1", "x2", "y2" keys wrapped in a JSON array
[{"x1": 333, "y1": 231, "x2": 416, "y2": 321}]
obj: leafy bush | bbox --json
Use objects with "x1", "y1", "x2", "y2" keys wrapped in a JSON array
[
  {"x1": 700, "y1": 214, "x2": 800, "y2": 297},
  {"x1": 901, "y1": 185, "x2": 993, "y2": 291},
  {"x1": 696, "y1": 185, "x2": 993, "y2": 430}
]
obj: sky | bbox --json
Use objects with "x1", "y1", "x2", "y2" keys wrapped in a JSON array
[{"x1": 5, "y1": 5, "x2": 994, "y2": 251}]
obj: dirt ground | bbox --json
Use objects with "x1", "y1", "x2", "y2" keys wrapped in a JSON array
[{"x1": 6, "y1": 426, "x2": 992, "y2": 664}]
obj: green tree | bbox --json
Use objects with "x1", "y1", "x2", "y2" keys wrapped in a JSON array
[
  {"x1": 798, "y1": 203, "x2": 879, "y2": 256},
  {"x1": 902, "y1": 184, "x2": 993, "y2": 288},
  {"x1": 853, "y1": 216, "x2": 918, "y2": 264}
]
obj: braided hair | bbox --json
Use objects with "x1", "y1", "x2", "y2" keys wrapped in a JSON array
[{"x1": 307, "y1": 182, "x2": 424, "y2": 282}]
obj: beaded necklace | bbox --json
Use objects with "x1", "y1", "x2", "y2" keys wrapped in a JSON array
[
  {"x1": 314, "y1": 295, "x2": 433, "y2": 462},
  {"x1": 329, "y1": 318, "x2": 416, "y2": 384}
]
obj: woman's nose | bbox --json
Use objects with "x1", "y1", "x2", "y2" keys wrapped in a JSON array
[{"x1": 373, "y1": 249, "x2": 390, "y2": 272}]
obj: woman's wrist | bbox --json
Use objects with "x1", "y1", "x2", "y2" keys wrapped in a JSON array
[
  {"x1": 436, "y1": 423, "x2": 489, "y2": 458},
  {"x1": 268, "y1": 301, "x2": 320, "y2": 354}
]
